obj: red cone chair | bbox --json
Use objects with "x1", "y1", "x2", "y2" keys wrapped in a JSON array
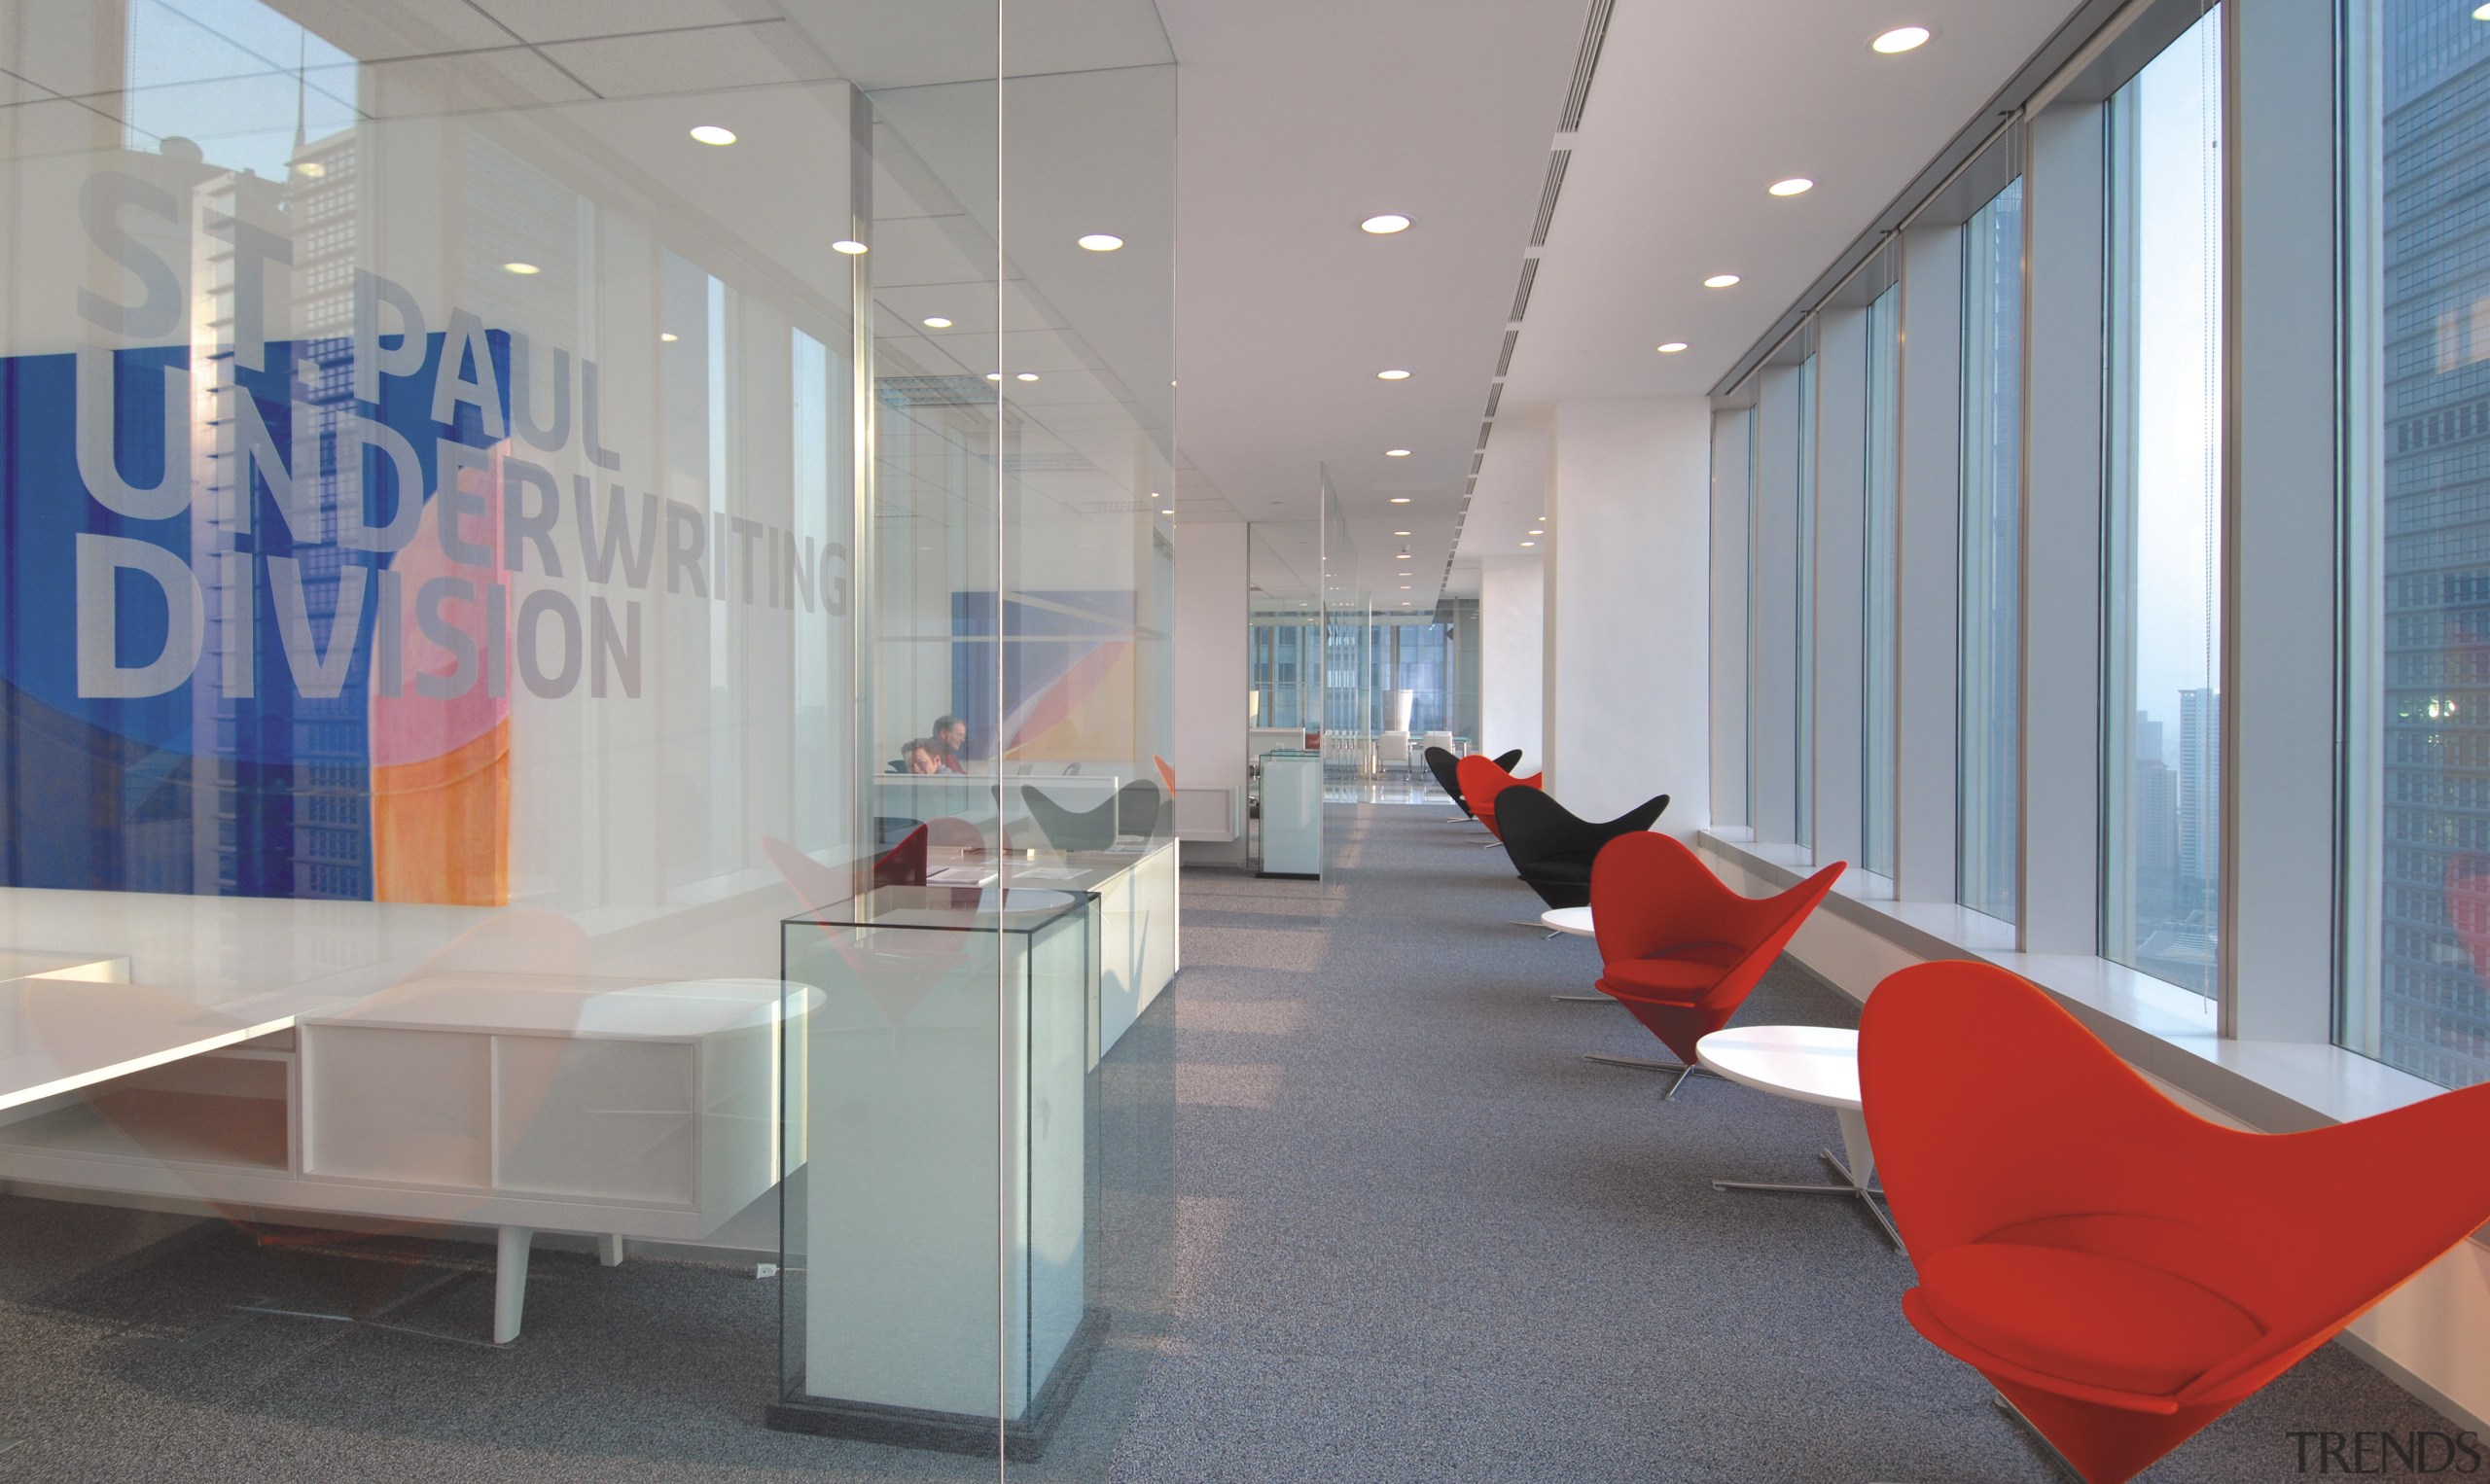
[
  {"x1": 872, "y1": 823, "x2": 929, "y2": 888},
  {"x1": 1585, "y1": 833, "x2": 1842, "y2": 1096},
  {"x1": 1860, "y1": 961, "x2": 2490, "y2": 1484},
  {"x1": 1454, "y1": 753, "x2": 1542, "y2": 841}
]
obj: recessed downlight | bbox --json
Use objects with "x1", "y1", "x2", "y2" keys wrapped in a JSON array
[
  {"x1": 660, "y1": 332, "x2": 679, "y2": 342},
  {"x1": 1361, "y1": 213, "x2": 1412, "y2": 234},
  {"x1": 1871, "y1": 24, "x2": 1932, "y2": 53},
  {"x1": 985, "y1": 372, "x2": 1004, "y2": 381},
  {"x1": 1703, "y1": 273, "x2": 1741, "y2": 289},
  {"x1": 1077, "y1": 233, "x2": 1124, "y2": 251},
  {"x1": 1657, "y1": 341, "x2": 1690, "y2": 354},
  {"x1": 502, "y1": 262, "x2": 540, "y2": 275},
  {"x1": 1768, "y1": 177, "x2": 1815, "y2": 196},
  {"x1": 2477, "y1": 1, "x2": 2490, "y2": 17},
  {"x1": 923, "y1": 316, "x2": 953, "y2": 329},
  {"x1": 1389, "y1": 496, "x2": 1412, "y2": 504},
  {"x1": 1384, "y1": 448, "x2": 1411, "y2": 457},
  {"x1": 1520, "y1": 540, "x2": 1537, "y2": 548},
  {"x1": 1160, "y1": 508, "x2": 1174, "y2": 515},
  {"x1": 1393, "y1": 530, "x2": 1412, "y2": 536},
  {"x1": 1528, "y1": 528, "x2": 1544, "y2": 535},
  {"x1": 1377, "y1": 369, "x2": 1411, "y2": 380},
  {"x1": 832, "y1": 239, "x2": 868, "y2": 255},
  {"x1": 690, "y1": 124, "x2": 737, "y2": 146},
  {"x1": 1016, "y1": 372, "x2": 1040, "y2": 382}
]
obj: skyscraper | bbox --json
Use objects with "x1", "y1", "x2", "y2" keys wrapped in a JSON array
[
  {"x1": 2374, "y1": 4, "x2": 2490, "y2": 1088},
  {"x1": 2178, "y1": 686, "x2": 2220, "y2": 899}
]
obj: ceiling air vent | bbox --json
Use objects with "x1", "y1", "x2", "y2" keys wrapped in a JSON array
[
  {"x1": 1496, "y1": 330, "x2": 1519, "y2": 377},
  {"x1": 1476, "y1": 422, "x2": 1493, "y2": 450},
  {"x1": 1530, "y1": 151, "x2": 1571, "y2": 247},
  {"x1": 1470, "y1": 452, "x2": 1484, "y2": 477},
  {"x1": 1558, "y1": 0, "x2": 1615, "y2": 132},
  {"x1": 877, "y1": 374, "x2": 994, "y2": 407},
  {"x1": 1510, "y1": 257, "x2": 1540, "y2": 324},
  {"x1": 1483, "y1": 383, "x2": 1504, "y2": 418}
]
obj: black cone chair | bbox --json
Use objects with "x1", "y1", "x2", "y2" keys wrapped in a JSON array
[
  {"x1": 1423, "y1": 746, "x2": 1474, "y2": 821},
  {"x1": 1020, "y1": 785, "x2": 1116, "y2": 852},
  {"x1": 1117, "y1": 779, "x2": 1165, "y2": 840},
  {"x1": 1424, "y1": 747, "x2": 1528, "y2": 822},
  {"x1": 1495, "y1": 787, "x2": 1670, "y2": 909}
]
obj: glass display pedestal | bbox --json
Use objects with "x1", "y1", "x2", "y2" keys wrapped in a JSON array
[
  {"x1": 770, "y1": 885, "x2": 1098, "y2": 1460},
  {"x1": 1256, "y1": 750, "x2": 1324, "y2": 878}
]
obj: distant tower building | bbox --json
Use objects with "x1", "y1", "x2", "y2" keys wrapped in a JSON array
[
  {"x1": 2178, "y1": 688, "x2": 2220, "y2": 903},
  {"x1": 2134, "y1": 756, "x2": 2179, "y2": 917}
]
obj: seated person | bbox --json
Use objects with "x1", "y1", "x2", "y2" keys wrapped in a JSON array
[
  {"x1": 931, "y1": 715, "x2": 969, "y2": 773},
  {"x1": 903, "y1": 738, "x2": 945, "y2": 775}
]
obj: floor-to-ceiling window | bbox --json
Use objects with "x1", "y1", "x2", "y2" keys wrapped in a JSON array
[
  {"x1": 2342, "y1": 0, "x2": 2490, "y2": 1086},
  {"x1": 2102, "y1": 6, "x2": 2224, "y2": 998},
  {"x1": 1958, "y1": 177, "x2": 2024, "y2": 920}
]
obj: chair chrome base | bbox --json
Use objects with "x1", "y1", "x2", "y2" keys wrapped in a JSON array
[
  {"x1": 1711, "y1": 1146, "x2": 1903, "y2": 1251},
  {"x1": 1550, "y1": 993, "x2": 1613, "y2": 1003},
  {"x1": 1990, "y1": 1393, "x2": 2086, "y2": 1482},
  {"x1": 1582, "y1": 1053, "x2": 1723, "y2": 1099}
]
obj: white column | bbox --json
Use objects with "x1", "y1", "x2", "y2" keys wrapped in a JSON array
[
  {"x1": 2220, "y1": 0, "x2": 2337, "y2": 1041},
  {"x1": 1894, "y1": 222, "x2": 1964, "y2": 904},
  {"x1": 2019, "y1": 100, "x2": 2110, "y2": 954},
  {"x1": 1478, "y1": 556, "x2": 1543, "y2": 769},
  {"x1": 1174, "y1": 520, "x2": 1249, "y2": 865},
  {"x1": 1749, "y1": 367, "x2": 1802, "y2": 844},
  {"x1": 1542, "y1": 397, "x2": 1713, "y2": 834},
  {"x1": 1708, "y1": 407, "x2": 1751, "y2": 827},
  {"x1": 1810, "y1": 307, "x2": 1868, "y2": 871}
]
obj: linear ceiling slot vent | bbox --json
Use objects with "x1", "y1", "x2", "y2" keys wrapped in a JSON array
[
  {"x1": 1476, "y1": 422, "x2": 1494, "y2": 450},
  {"x1": 1496, "y1": 330, "x2": 1519, "y2": 377},
  {"x1": 1510, "y1": 257, "x2": 1541, "y2": 323},
  {"x1": 1557, "y1": 0, "x2": 1616, "y2": 132},
  {"x1": 1470, "y1": 452, "x2": 1485, "y2": 477},
  {"x1": 1483, "y1": 383, "x2": 1504, "y2": 418},
  {"x1": 1530, "y1": 151, "x2": 1571, "y2": 247}
]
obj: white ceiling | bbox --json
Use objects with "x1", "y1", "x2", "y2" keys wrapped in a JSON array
[
  {"x1": 1153, "y1": 0, "x2": 2089, "y2": 598},
  {"x1": 1152, "y1": 0, "x2": 1583, "y2": 605}
]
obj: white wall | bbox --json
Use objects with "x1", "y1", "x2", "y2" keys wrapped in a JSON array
[
  {"x1": 1542, "y1": 397, "x2": 1711, "y2": 832},
  {"x1": 1477, "y1": 556, "x2": 1543, "y2": 770},
  {"x1": 1174, "y1": 520, "x2": 1249, "y2": 865}
]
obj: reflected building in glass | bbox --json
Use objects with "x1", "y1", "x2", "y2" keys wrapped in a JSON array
[{"x1": 2375, "y1": 2, "x2": 2490, "y2": 1087}]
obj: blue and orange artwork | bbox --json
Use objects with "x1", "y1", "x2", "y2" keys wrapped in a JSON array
[
  {"x1": 0, "y1": 319, "x2": 513, "y2": 901},
  {"x1": 2, "y1": 186, "x2": 678, "y2": 903},
  {"x1": 951, "y1": 589, "x2": 1137, "y2": 762}
]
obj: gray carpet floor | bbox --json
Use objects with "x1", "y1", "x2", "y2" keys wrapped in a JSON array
[
  {"x1": 1105, "y1": 803, "x2": 2449, "y2": 1484},
  {"x1": 0, "y1": 801, "x2": 2452, "y2": 1481}
]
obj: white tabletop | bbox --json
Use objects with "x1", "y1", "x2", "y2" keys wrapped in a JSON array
[
  {"x1": 1695, "y1": 1025, "x2": 1861, "y2": 1111},
  {"x1": 1540, "y1": 906, "x2": 1594, "y2": 937},
  {"x1": 314, "y1": 974, "x2": 808, "y2": 1040},
  {"x1": 0, "y1": 978, "x2": 298, "y2": 1113}
]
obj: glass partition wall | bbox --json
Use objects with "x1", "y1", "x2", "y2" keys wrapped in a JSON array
[{"x1": 0, "y1": 1, "x2": 1173, "y2": 1476}]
